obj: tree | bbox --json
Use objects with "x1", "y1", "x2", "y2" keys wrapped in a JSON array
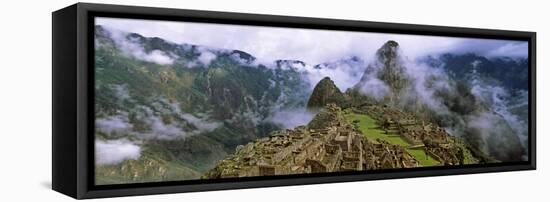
[
  {"x1": 423, "y1": 138, "x2": 434, "y2": 148},
  {"x1": 352, "y1": 120, "x2": 360, "y2": 130}
]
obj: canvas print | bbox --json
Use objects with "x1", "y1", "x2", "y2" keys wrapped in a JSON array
[{"x1": 93, "y1": 17, "x2": 529, "y2": 185}]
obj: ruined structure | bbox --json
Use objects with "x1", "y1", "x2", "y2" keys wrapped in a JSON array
[
  {"x1": 202, "y1": 105, "x2": 419, "y2": 179},
  {"x1": 203, "y1": 100, "x2": 483, "y2": 179},
  {"x1": 355, "y1": 105, "x2": 474, "y2": 165}
]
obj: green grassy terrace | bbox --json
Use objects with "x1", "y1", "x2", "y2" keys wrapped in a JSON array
[{"x1": 345, "y1": 113, "x2": 441, "y2": 167}]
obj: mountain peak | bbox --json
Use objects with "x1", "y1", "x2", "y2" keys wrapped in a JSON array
[
  {"x1": 307, "y1": 77, "x2": 347, "y2": 110},
  {"x1": 383, "y1": 40, "x2": 399, "y2": 47},
  {"x1": 377, "y1": 40, "x2": 400, "y2": 62},
  {"x1": 353, "y1": 40, "x2": 409, "y2": 105},
  {"x1": 320, "y1": 76, "x2": 331, "y2": 82},
  {"x1": 230, "y1": 50, "x2": 256, "y2": 63}
]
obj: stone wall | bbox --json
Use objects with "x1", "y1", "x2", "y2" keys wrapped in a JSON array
[{"x1": 203, "y1": 105, "x2": 420, "y2": 179}]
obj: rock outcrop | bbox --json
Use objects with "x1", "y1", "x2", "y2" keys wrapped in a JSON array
[{"x1": 354, "y1": 40, "x2": 409, "y2": 105}]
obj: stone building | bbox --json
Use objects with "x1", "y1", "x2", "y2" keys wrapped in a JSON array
[
  {"x1": 202, "y1": 105, "x2": 419, "y2": 179},
  {"x1": 356, "y1": 104, "x2": 470, "y2": 165}
]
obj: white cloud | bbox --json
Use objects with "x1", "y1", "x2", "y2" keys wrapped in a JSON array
[
  {"x1": 197, "y1": 47, "x2": 217, "y2": 65},
  {"x1": 267, "y1": 108, "x2": 315, "y2": 129},
  {"x1": 95, "y1": 139, "x2": 141, "y2": 166},
  {"x1": 485, "y1": 41, "x2": 528, "y2": 58},
  {"x1": 96, "y1": 17, "x2": 528, "y2": 66},
  {"x1": 301, "y1": 56, "x2": 367, "y2": 90},
  {"x1": 143, "y1": 115, "x2": 185, "y2": 139},
  {"x1": 107, "y1": 97, "x2": 222, "y2": 140},
  {"x1": 351, "y1": 42, "x2": 527, "y2": 160},
  {"x1": 142, "y1": 50, "x2": 174, "y2": 65},
  {"x1": 181, "y1": 113, "x2": 221, "y2": 132},
  {"x1": 96, "y1": 114, "x2": 133, "y2": 135},
  {"x1": 358, "y1": 76, "x2": 390, "y2": 101},
  {"x1": 108, "y1": 84, "x2": 132, "y2": 101},
  {"x1": 103, "y1": 26, "x2": 175, "y2": 65}
]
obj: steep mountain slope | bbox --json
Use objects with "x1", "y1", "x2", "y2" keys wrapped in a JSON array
[
  {"x1": 422, "y1": 53, "x2": 528, "y2": 91},
  {"x1": 351, "y1": 41, "x2": 526, "y2": 162},
  {"x1": 306, "y1": 77, "x2": 348, "y2": 110},
  {"x1": 204, "y1": 85, "x2": 487, "y2": 178},
  {"x1": 354, "y1": 40, "x2": 409, "y2": 105},
  {"x1": 94, "y1": 25, "x2": 311, "y2": 184}
]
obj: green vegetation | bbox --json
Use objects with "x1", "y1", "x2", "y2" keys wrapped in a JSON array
[
  {"x1": 406, "y1": 148, "x2": 439, "y2": 166},
  {"x1": 345, "y1": 113, "x2": 440, "y2": 167},
  {"x1": 94, "y1": 25, "x2": 311, "y2": 184},
  {"x1": 345, "y1": 113, "x2": 408, "y2": 146},
  {"x1": 448, "y1": 136, "x2": 488, "y2": 164},
  {"x1": 95, "y1": 144, "x2": 201, "y2": 185},
  {"x1": 307, "y1": 77, "x2": 348, "y2": 109}
]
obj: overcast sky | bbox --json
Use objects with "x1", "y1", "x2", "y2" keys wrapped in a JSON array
[{"x1": 96, "y1": 17, "x2": 528, "y2": 65}]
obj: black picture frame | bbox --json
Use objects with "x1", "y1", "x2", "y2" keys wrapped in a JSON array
[{"x1": 52, "y1": 2, "x2": 536, "y2": 199}]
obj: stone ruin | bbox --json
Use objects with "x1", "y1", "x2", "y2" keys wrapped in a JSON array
[
  {"x1": 356, "y1": 105, "x2": 468, "y2": 165},
  {"x1": 202, "y1": 104, "x2": 419, "y2": 179}
]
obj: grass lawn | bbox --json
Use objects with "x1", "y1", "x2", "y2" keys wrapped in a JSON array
[
  {"x1": 345, "y1": 113, "x2": 440, "y2": 167},
  {"x1": 406, "y1": 148, "x2": 440, "y2": 166},
  {"x1": 345, "y1": 113, "x2": 408, "y2": 146}
]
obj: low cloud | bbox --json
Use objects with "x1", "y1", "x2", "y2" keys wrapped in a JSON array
[
  {"x1": 142, "y1": 114, "x2": 186, "y2": 139},
  {"x1": 110, "y1": 84, "x2": 131, "y2": 101},
  {"x1": 485, "y1": 42, "x2": 528, "y2": 58},
  {"x1": 298, "y1": 57, "x2": 367, "y2": 91},
  {"x1": 470, "y1": 75, "x2": 529, "y2": 149},
  {"x1": 98, "y1": 96, "x2": 222, "y2": 140},
  {"x1": 152, "y1": 97, "x2": 221, "y2": 133},
  {"x1": 196, "y1": 47, "x2": 217, "y2": 66},
  {"x1": 95, "y1": 139, "x2": 141, "y2": 166},
  {"x1": 135, "y1": 102, "x2": 221, "y2": 140},
  {"x1": 358, "y1": 77, "x2": 390, "y2": 101},
  {"x1": 96, "y1": 114, "x2": 133, "y2": 136},
  {"x1": 141, "y1": 50, "x2": 174, "y2": 65},
  {"x1": 267, "y1": 108, "x2": 315, "y2": 129},
  {"x1": 181, "y1": 113, "x2": 221, "y2": 132},
  {"x1": 103, "y1": 27, "x2": 176, "y2": 65},
  {"x1": 354, "y1": 43, "x2": 527, "y2": 161}
]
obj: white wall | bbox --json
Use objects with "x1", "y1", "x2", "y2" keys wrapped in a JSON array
[{"x1": 0, "y1": 0, "x2": 547, "y2": 201}]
